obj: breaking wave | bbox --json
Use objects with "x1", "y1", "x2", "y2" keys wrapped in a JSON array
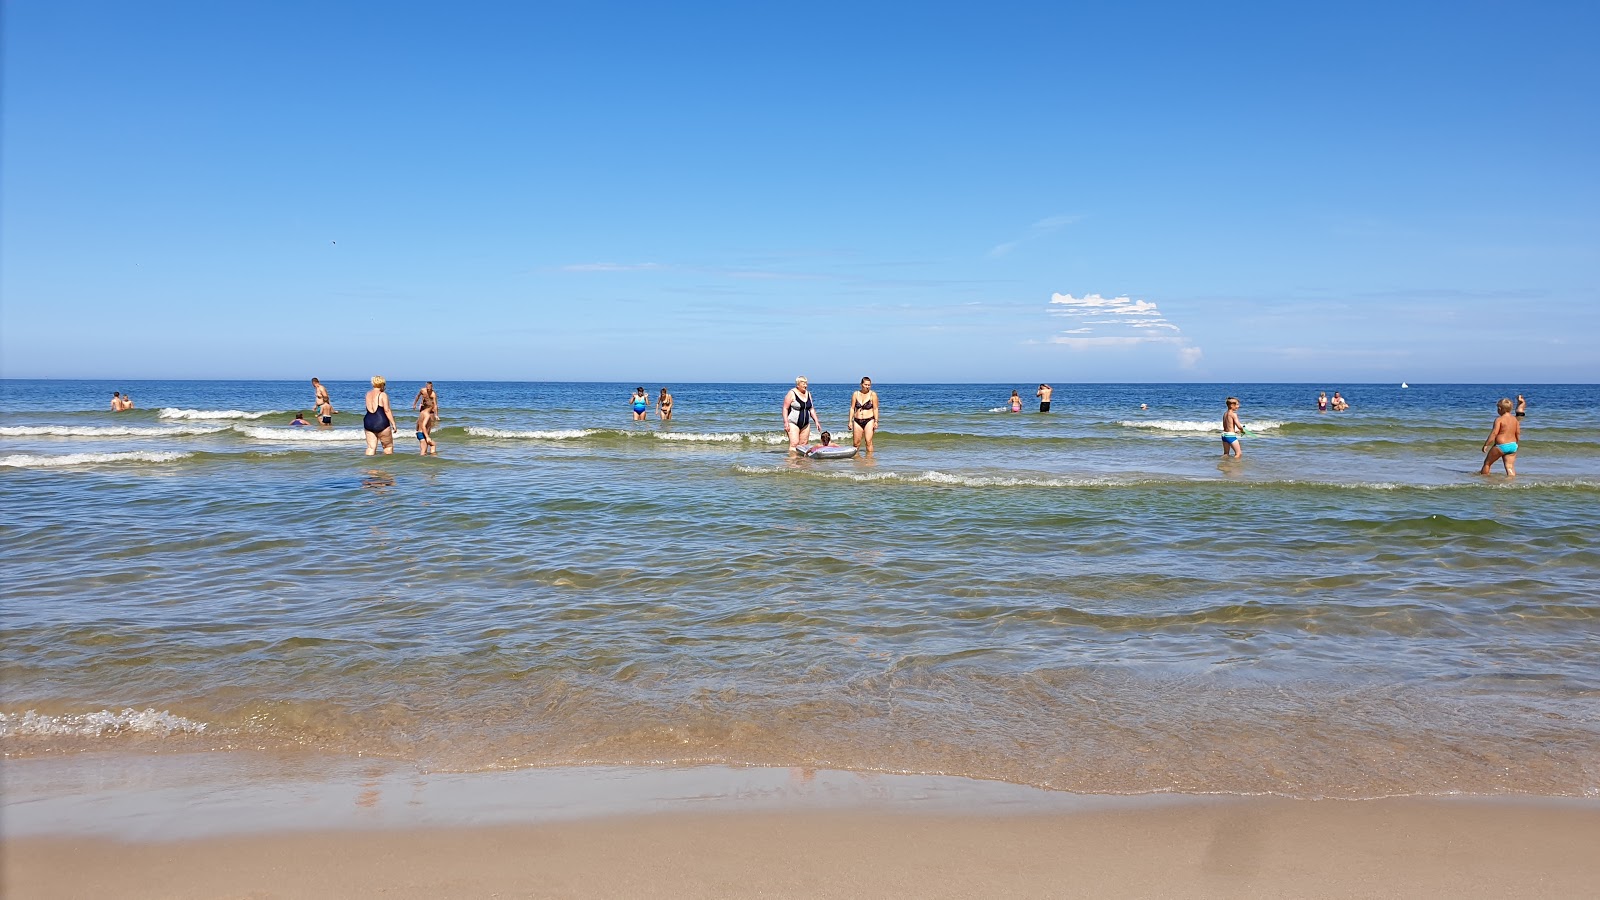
[
  {"x1": 0, "y1": 708, "x2": 208, "y2": 737},
  {"x1": 0, "y1": 450, "x2": 194, "y2": 468}
]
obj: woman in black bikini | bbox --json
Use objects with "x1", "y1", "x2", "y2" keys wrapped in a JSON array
[
  {"x1": 363, "y1": 376, "x2": 398, "y2": 456},
  {"x1": 782, "y1": 376, "x2": 820, "y2": 452},
  {"x1": 849, "y1": 376, "x2": 879, "y2": 454}
]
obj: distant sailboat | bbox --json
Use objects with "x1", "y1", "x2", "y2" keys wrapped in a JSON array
[{"x1": 1401, "y1": 382, "x2": 1409, "y2": 388}]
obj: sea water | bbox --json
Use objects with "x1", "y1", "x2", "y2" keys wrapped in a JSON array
[{"x1": 2, "y1": 380, "x2": 1597, "y2": 799}]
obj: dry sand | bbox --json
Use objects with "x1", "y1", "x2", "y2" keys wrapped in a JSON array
[{"x1": 8, "y1": 797, "x2": 1600, "y2": 899}]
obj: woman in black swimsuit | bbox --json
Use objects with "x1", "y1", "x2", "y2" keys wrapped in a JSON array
[
  {"x1": 782, "y1": 376, "x2": 820, "y2": 452},
  {"x1": 363, "y1": 376, "x2": 397, "y2": 456},
  {"x1": 849, "y1": 376, "x2": 880, "y2": 454}
]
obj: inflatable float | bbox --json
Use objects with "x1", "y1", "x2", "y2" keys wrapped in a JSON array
[{"x1": 802, "y1": 444, "x2": 858, "y2": 460}]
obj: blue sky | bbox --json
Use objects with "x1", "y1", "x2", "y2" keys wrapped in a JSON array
[{"x1": 3, "y1": 1, "x2": 1596, "y2": 383}]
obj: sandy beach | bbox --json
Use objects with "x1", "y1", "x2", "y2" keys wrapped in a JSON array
[
  {"x1": 9, "y1": 797, "x2": 1600, "y2": 899},
  {"x1": 5, "y1": 755, "x2": 1600, "y2": 898}
]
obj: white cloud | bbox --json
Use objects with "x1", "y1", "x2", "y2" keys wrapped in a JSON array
[
  {"x1": 989, "y1": 215, "x2": 1083, "y2": 257},
  {"x1": 1043, "y1": 292, "x2": 1202, "y2": 367}
]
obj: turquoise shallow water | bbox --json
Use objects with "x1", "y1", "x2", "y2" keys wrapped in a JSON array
[{"x1": 3, "y1": 380, "x2": 1598, "y2": 798}]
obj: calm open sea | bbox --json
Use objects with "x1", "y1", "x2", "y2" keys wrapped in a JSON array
[{"x1": 2, "y1": 380, "x2": 1597, "y2": 799}]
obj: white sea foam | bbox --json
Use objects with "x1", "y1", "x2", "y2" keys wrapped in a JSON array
[
  {"x1": 232, "y1": 425, "x2": 364, "y2": 442},
  {"x1": 0, "y1": 424, "x2": 227, "y2": 438},
  {"x1": 733, "y1": 465, "x2": 1128, "y2": 488},
  {"x1": 159, "y1": 408, "x2": 278, "y2": 420},
  {"x1": 0, "y1": 708, "x2": 207, "y2": 738},
  {"x1": 0, "y1": 450, "x2": 194, "y2": 468},
  {"x1": 1118, "y1": 419, "x2": 1283, "y2": 434},
  {"x1": 654, "y1": 431, "x2": 788, "y2": 444},
  {"x1": 466, "y1": 427, "x2": 597, "y2": 440}
]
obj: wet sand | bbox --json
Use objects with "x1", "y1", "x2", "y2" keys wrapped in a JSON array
[{"x1": 4, "y1": 755, "x2": 1598, "y2": 898}]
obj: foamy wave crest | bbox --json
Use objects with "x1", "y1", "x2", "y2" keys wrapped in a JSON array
[
  {"x1": 0, "y1": 450, "x2": 193, "y2": 468},
  {"x1": 466, "y1": 427, "x2": 597, "y2": 440},
  {"x1": 733, "y1": 465, "x2": 1125, "y2": 488},
  {"x1": 1118, "y1": 419, "x2": 1283, "y2": 434},
  {"x1": 232, "y1": 426, "x2": 364, "y2": 442},
  {"x1": 0, "y1": 708, "x2": 207, "y2": 738},
  {"x1": 0, "y1": 424, "x2": 226, "y2": 438},
  {"x1": 655, "y1": 431, "x2": 788, "y2": 444},
  {"x1": 159, "y1": 408, "x2": 278, "y2": 420}
]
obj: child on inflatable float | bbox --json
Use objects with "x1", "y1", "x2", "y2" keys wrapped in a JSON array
[{"x1": 800, "y1": 431, "x2": 858, "y2": 459}]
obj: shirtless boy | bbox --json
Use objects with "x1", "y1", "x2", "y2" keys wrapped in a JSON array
[
  {"x1": 1480, "y1": 398, "x2": 1521, "y2": 476},
  {"x1": 416, "y1": 404, "x2": 438, "y2": 456},
  {"x1": 1036, "y1": 384, "x2": 1053, "y2": 413},
  {"x1": 312, "y1": 378, "x2": 334, "y2": 423},
  {"x1": 1221, "y1": 397, "x2": 1243, "y2": 458}
]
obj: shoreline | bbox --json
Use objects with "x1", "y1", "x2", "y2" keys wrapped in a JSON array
[{"x1": 5, "y1": 754, "x2": 1600, "y2": 898}]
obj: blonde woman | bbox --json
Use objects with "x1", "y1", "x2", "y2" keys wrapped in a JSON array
[
  {"x1": 658, "y1": 387, "x2": 673, "y2": 421},
  {"x1": 362, "y1": 376, "x2": 398, "y2": 456},
  {"x1": 782, "y1": 376, "x2": 820, "y2": 451}
]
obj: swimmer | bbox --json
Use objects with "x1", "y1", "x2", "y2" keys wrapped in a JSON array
[
  {"x1": 362, "y1": 376, "x2": 397, "y2": 456},
  {"x1": 416, "y1": 403, "x2": 437, "y2": 456},
  {"x1": 630, "y1": 387, "x2": 651, "y2": 421},
  {"x1": 849, "y1": 376, "x2": 879, "y2": 454},
  {"x1": 1221, "y1": 397, "x2": 1243, "y2": 458},
  {"x1": 290, "y1": 412, "x2": 311, "y2": 427},
  {"x1": 110, "y1": 391, "x2": 123, "y2": 411},
  {"x1": 783, "y1": 377, "x2": 821, "y2": 451},
  {"x1": 1516, "y1": 394, "x2": 1527, "y2": 418},
  {"x1": 1331, "y1": 391, "x2": 1349, "y2": 411},
  {"x1": 1317, "y1": 392, "x2": 1328, "y2": 412},
  {"x1": 1009, "y1": 390, "x2": 1021, "y2": 413},
  {"x1": 1480, "y1": 397, "x2": 1521, "y2": 476},
  {"x1": 1140, "y1": 403, "x2": 1148, "y2": 410},
  {"x1": 120, "y1": 392, "x2": 133, "y2": 410},
  {"x1": 312, "y1": 377, "x2": 331, "y2": 413},
  {"x1": 1036, "y1": 383, "x2": 1053, "y2": 413},
  {"x1": 658, "y1": 387, "x2": 673, "y2": 421},
  {"x1": 316, "y1": 398, "x2": 334, "y2": 426}
]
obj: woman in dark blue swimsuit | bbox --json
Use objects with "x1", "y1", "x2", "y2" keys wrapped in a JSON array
[{"x1": 363, "y1": 376, "x2": 397, "y2": 456}]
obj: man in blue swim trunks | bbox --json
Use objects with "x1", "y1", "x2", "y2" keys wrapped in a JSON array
[{"x1": 1480, "y1": 397, "x2": 1521, "y2": 476}]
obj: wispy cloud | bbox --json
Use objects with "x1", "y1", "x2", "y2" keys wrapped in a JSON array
[
  {"x1": 988, "y1": 214, "x2": 1084, "y2": 258},
  {"x1": 1044, "y1": 293, "x2": 1202, "y2": 368},
  {"x1": 558, "y1": 262, "x2": 667, "y2": 272}
]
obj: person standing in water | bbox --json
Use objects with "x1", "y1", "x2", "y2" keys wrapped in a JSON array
[
  {"x1": 1480, "y1": 398, "x2": 1521, "y2": 476},
  {"x1": 630, "y1": 387, "x2": 651, "y2": 421},
  {"x1": 1317, "y1": 392, "x2": 1328, "y2": 412},
  {"x1": 415, "y1": 401, "x2": 438, "y2": 456},
  {"x1": 1009, "y1": 390, "x2": 1022, "y2": 413},
  {"x1": 1036, "y1": 383, "x2": 1053, "y2": 413},
  {"x1": 658, "y1": 387, "x2": 673, "y2": 421},
  {"x1": 413, "y1": 381, "x2": 439, "y2": 418},
  {"x1": 1516, "y1": 394, "x2": 1527, "y2": 418},
  {"x1": 363, "y1": 376, "x2": 398, "y2": 456},
  {"x1": 783, "y1": 376, "x2": 820, "y2": 451},
  {"x1": 1221, "y1": 397, "x2": 1244, "y2": 458},
  {"x1": 849, "y1": 376, "x2": 880, "y2": 454},
  {"x1": 312, "y1": 378, "x2": 332, "y2": 417},
  {"x1": 110, "y1": 392, "x2": 124, "y2": 411}
]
